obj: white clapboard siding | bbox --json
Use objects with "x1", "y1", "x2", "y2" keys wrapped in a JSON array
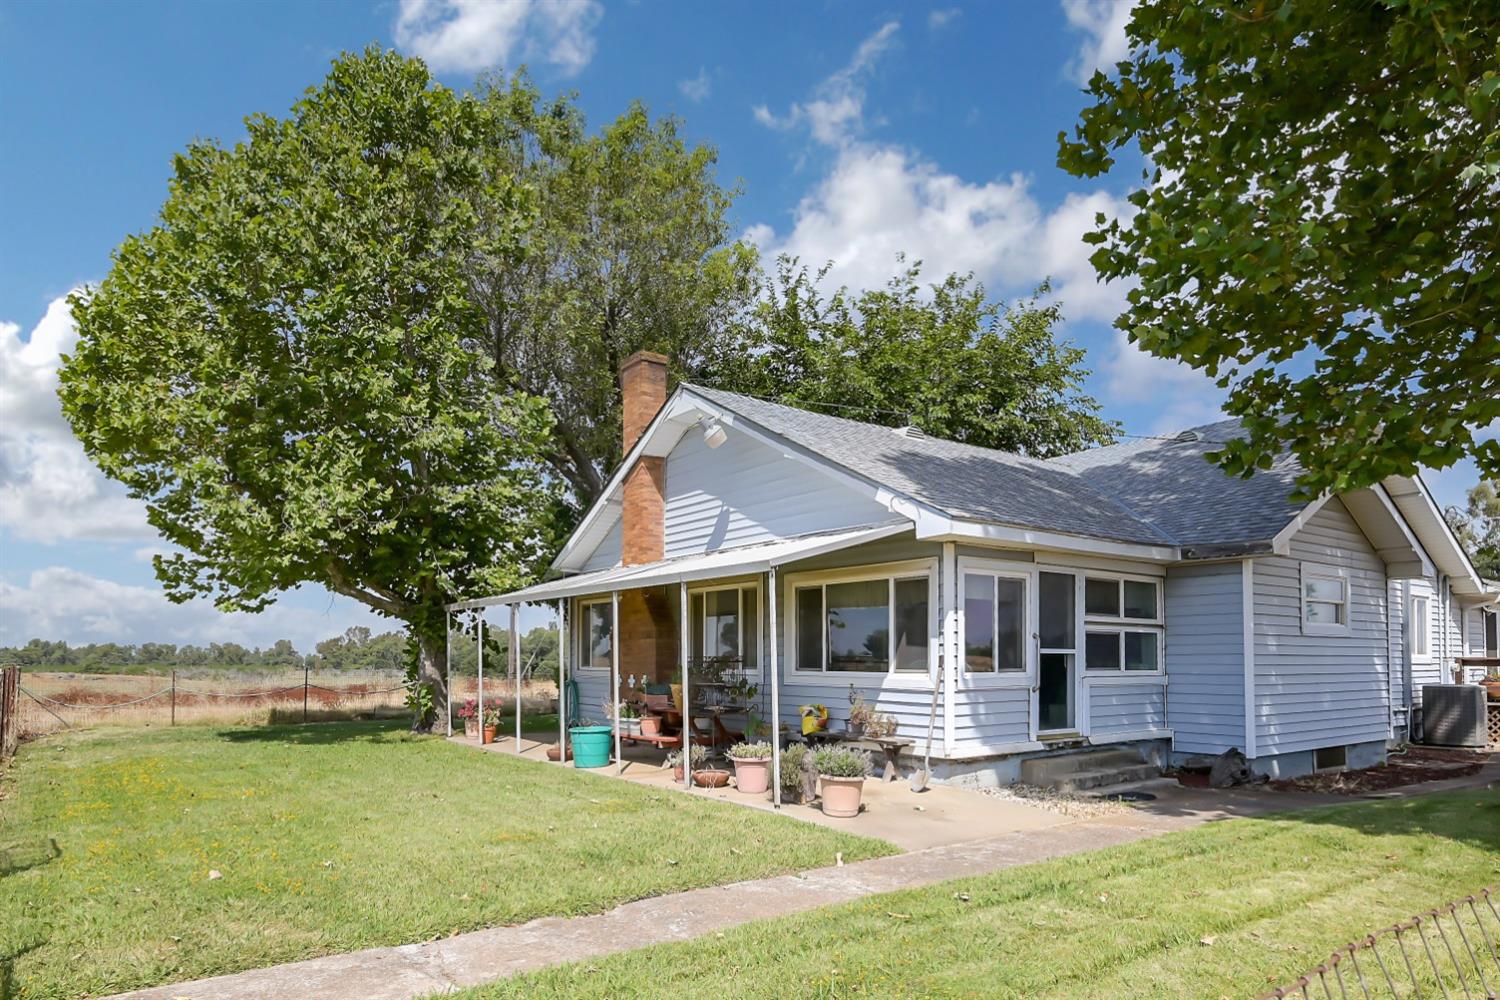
[
  {"x1": 1252, "y1": 498, "x2": 1389, "y2": 755},
  {"x1": 950, "y1": 687, "x2": 1031, "y2": 754},
  {"x1": 1088, "y1": 682, "x2": 1167, "y2": 735},
  {"x1": 1164, "y1": 561, "x2": 1247, "y2": 755},
  {"x1": 663, "y1": 424, "x2": 893, "y2": 558},
  {"x1": 581, "y1": 519, "x2": 623, "y2": 572}
]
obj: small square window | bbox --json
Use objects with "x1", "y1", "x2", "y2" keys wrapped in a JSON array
[
  {"x1": 1084, "y1": 578, "x2": 1119, "y2": 616},
  {"x1": 1124, "y1": 632, "x2": 1158, "y2": 671},
  {"x1": 1085, "y1": 631, "x2": 1121, "y2": 670},
  {"x1": 1123, "y1": 580, "x2": 1158, "y2": 620}
]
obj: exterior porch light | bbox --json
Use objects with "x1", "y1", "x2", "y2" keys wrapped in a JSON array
[{"x1": 702, "y1": 420, "x2": 727, "y2": 449}]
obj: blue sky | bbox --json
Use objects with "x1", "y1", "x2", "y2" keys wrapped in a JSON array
[{"x1": 0, "y1": 0, "x2": 1484, "y2": 651}]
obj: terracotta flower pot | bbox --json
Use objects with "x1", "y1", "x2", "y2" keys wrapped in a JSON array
[
  {"x1": 730, "y1": 756, "x2": 771, "y2": 795},
  {"x1": 694, "y1": 768, "x2": 731, "y2": 788},
  {"x1": 1482, "y1": 679, "x2": 1500, "y2": 702},
  {"x1": 463, "y1": 719, "x2": 478, "y2": 739},
  {"x1": 546, "y1": 743, "x2": 571, "y2": 761},
  {"x1": 819, "y1": 775, "x2": 865, "y2": 818},
  {"x1": 482, "y1": 725, "x2": 498, "y2": 745},
  {"x1": 673, "y1": 765, "x2": 685, "y2": 782},
  {"x1": 640, "y1": 715, "x2": 663, "y2": 737}
]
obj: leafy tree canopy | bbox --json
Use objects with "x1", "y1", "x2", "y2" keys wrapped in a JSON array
[
  {"x1": 709, "y1": 258, "x2": 1117, "y2": 457},
  {"x1": 1058, "y1": 0, "x2": 1500, "y2": 496},
  {"x1": 61, "y1": 48, "x2": 561, "y2": 729},
  {"x1": 1447, "y1": 479, "x2": 1500, "y2": 579}
]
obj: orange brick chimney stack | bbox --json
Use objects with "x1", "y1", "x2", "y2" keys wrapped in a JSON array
[{"x1": 619, "y1": 351, "x2": 669, "y2": 566}]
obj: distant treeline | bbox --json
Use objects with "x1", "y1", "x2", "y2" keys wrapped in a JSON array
[{"x1": 4, "y1": 623, "x2": 559, "y2": 676}]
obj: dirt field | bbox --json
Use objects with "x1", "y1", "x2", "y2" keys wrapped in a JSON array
[{"x1": 12, "y1": 671, "x2": 556, "y2": 738}]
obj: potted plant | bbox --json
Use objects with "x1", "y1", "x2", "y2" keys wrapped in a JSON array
[
  {"x1": 848, "y1": 693, "x2": 874, "y2": 738},
  {"x1": 1483, "y1": 672, "x2": 1500, "y2": 702},
  {"x1": 481, "y1": 701, "x2": 502, "y2": 744},
  {"x1": 864, "y1": 708, "x2": 899, "y2": 740},
  {"x1": 546, "y1": 741, "x2": 572, "y2": 762},
  {"x1": 779, "y1": 742, "x2": 817, "y2": 804},
  {"x1": 813, "y1": 745, "x2": 873, "y2": 818},
  {"x1": 456, "y1": 698, "x2": 479, "y2": 739},
  {"x1": 694, "y1": 763, "x2": 732, "y2": 788},
  {"x1": 569, "y1": 718, "x2": 613, "y2": 768},
  {"x1": 665, "y1": 744, "x2": 708, "y2": 782},
  {"x1": 609, "y1": 699, "x2": 641, "y2": 737},
  {"x1": 727, "y1": 741, "x2": 773, "y2": 795},
  {"x1": 639, "y1": 710, "x2": 664, "y2": 737}
]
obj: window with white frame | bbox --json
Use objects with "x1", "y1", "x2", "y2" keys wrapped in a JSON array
[
  {"x1": 576, "y1": 598, "x2": 613, "y2": 670},
  {"x1": 963, "y1": 571, "x2": 1026, "y2": 673},
  {"x1": 1082, "y1": 573, "x2": 1163, "y2": 673},
  {"x1": 689, "y1": 584, "x2": 760, "y2": 672},
  {"x1": 1301, "y1": 564, "x2": 1349, "y2": 634},
  {"x1": 793, "y1": 569, "x2": 930, "y2": 674},
  {"x1": 1411, "y1": 596, "x2": 1430, "y2": 659}
]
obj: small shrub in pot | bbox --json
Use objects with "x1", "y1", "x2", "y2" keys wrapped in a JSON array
[{"x1": 813, "y1": 745, "x2": 873, "y2": 818}]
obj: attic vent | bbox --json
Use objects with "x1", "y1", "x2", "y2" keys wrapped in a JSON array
[
  {"x1": 1176, "y1": 430, "x2": 1202, "y2": 443},
  {"x1": 894, "y1": 425, "x2": 926, "y2": 439}
]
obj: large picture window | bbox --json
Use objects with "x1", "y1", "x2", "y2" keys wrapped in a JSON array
[
  {"x1": 793, "y1": 570, "x2": 930, "y2": 675},
  {"x1": 689, "y1": 584, "x2": 761, "y2": 671},
  {"x1": 963, "y1": 572, "x2": 1025, "y2": 673},
  {"x1": 577, "y1": 598, "x2": 613, "y2": 670}
]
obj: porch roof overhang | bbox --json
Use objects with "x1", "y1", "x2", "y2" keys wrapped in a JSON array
[{"x1": 447, "y1": 522, "x2": 911, "y2": 611}]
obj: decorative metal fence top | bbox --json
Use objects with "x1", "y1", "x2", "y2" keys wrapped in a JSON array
[{"x1": 1260, "y1": 886, "x2": 1499, "y2": 1000}]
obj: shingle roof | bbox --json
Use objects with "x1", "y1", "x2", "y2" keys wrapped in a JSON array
[{"x1": 684, "y1": 385, "x2": 1307, "y2": 554}]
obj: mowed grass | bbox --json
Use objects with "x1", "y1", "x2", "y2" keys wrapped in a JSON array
[
  {"x1": 0, "y1": 721, "x2": 896, "y2": 999},
  {"x1": 455, "y1": 790, "x2": 1500, "y2": 1000}
]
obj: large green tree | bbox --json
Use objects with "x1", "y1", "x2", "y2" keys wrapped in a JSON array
[
  {"x1": 1447, "y1": 479, "x2": 1500, "y2": 579},
  {"x1": 1058, "y1": 0, "x2": 1500, "y2": 495},
  {"x1": 60, "y1": 49, "x2": 560, "y2": 730},
  {"x1": 709, "y1": 258, "x2": 1117, "y2": 456},
  {"x1": 466, "y1": 76, "x2": 757, "y2": 517}
]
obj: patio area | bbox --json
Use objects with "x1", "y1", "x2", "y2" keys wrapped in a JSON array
[{"x1": 449, "y1": 730, "x2": 1070, "y2": 851}]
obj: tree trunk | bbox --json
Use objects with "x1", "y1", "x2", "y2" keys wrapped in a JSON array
[{"x1": 411, "y1": 628, "x2": 448, "y2": 734}]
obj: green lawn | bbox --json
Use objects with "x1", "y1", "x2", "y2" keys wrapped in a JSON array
[
  {"x1": 0, "y1": 721, "x2": 896, "y2": 999},
  {"x1": 455, "y1": 790, "x2": 1500, "y2": 1000}
]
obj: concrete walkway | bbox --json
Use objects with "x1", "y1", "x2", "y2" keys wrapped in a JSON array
[{"x1": 109, "y1": 758, "x2": 1499, "y2": 1000}]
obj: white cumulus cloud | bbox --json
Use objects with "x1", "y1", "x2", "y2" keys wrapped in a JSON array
[
  {"x1": 1061, "y1": 0, "x2": 1137, "y2": 85},
  {"x1": 0, "y1": 567, "x2": 386, "y2": 651},
  {"x1": 394, "y1": 0, "x2": 603, "y2": 76},
  {"x1": 678, "y1": 67, "x2": 712, "y2": 103},
  {"x1": 753, "y1": 20, "x2": 899, "y2": 147},
  {"x1": 0, "y1": 296, "x2": 154, "y2": 543}
]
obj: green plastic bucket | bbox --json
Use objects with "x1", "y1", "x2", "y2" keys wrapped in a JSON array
[{"x1": 570, "y1": 725, "x2": 613, "y2": 768}]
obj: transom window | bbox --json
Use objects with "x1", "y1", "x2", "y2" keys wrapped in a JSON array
[
  {"x1": 690, "y1": 585, "x2": 760, "y2": 671},
  {"x1": 1301, "y1": 564, "x2": 1349, "y2": 634},
  {"x1": 1083, "y1": 576, "x2": 1160, "y2": 621},
  {"x1": 794, "y1": 572, "x2": 930, "y2": 674},
  {"x1": 577, "y1": 598, "x2": 613, "y2": 670},
  {"x1": 963, "y1": 572, "x2": 1026, "y2": 673}
]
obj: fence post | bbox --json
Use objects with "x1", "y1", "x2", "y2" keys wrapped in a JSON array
[
  {"x1": 170, "y1": 670, "x2": 176, "y2": 726},
  {"x1": 304, "y1": 664, "x2": 310, "y2": 723},
  {"x1": 1, "y1": 665, "x2": 19, "y2": 759}
]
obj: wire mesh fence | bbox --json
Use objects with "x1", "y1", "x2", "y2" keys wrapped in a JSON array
[{"x1": 1260, "y1": 886, "x2": 1500, "y2": 999}]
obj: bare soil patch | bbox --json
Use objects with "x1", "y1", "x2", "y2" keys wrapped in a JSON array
[{"x1": 1267, "y1": 746, "x2": 1488, "y2": 794}]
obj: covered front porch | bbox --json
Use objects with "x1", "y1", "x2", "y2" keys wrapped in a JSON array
[{"x1": 446, "y1": 723, "x2": 1071, "y2": 852}]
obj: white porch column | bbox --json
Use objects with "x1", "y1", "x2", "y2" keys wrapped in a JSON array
[
  {"x1": 611, "y1": 590, "x2": 622, "y2": 775},
  {"x1": 444, "y1": 610, "x2": 452, "y2": 738},
  {"x1": 557, "y1": 599, "x2": 567, "y2": 761},
  {"x1": 511, "y1": 604, "x2": 521, "y2": 751},
  {"x1": 680, "y1": 579, "x2": 691, "y2": 788},
  {"x1": 476, "y1": 611, "x2": 485, "y2": 744},
  {"x1": 941, "y1": 541, "x2": 958, "y2": 755},
  {"x1": 768, "y1": 566, "x2": 781, "y2": 808}
]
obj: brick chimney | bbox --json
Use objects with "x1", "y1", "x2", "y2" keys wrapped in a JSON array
[
  {"x1": 616, "y1": 351, "x2": 678, "y2": 681},
  {"x1": 619, "y1": 351, "x2": 669, "y2": 566}
]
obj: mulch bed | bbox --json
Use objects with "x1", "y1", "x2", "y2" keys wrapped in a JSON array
[{"x1": 1265, "y1": 746, "x2": 1489, "y2": 794}]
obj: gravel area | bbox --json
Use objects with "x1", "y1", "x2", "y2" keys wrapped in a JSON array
[{"x1": 976, "y1": 782, "x2": 1136, "y2": 817}]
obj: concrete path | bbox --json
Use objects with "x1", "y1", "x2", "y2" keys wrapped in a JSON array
[{"x1": 109, "y1": 759, "x2": 1499, "y2": 1000}]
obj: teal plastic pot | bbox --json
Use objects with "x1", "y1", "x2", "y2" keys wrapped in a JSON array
[{"x1": 570, "y1": 725, "x2": 613, "y2": 768}]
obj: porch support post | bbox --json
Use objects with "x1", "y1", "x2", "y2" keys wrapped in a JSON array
[
  {"x1": 511, "y1": 603, "x2": 521, "y2": 751},
  {"x1": 557, "y1": 599, "x2": 567, "y2": 761},
  {"x1": 768, "y1": 566, "x2": 781, "y2": 808},
  {"x1": 611, "y1": 590, "x2": 622, "y2": 775},
  {"x1": 444, "y1": 610, "x2": 452, "y2": 738},
  {"x1": 680, "y1": 579, "x2": 691, "y2": 788},
  {"x1": 476, "y1": 611, "x2": 485, "y2": 744}
]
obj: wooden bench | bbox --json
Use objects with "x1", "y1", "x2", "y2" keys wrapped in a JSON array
[{"x1": 619, "y1": 732, "x2": 683, "y2": 749}]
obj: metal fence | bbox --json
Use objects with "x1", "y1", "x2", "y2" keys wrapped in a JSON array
[{"x1": 1260, "y1": 886, "x2": 1500, "y2": 999}]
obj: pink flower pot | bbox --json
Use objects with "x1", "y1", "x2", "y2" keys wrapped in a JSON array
[
  {"x1": 819, "y1": 775, "x2": 865, "y2": 818},
  {"x1": 730, "y1": 756, "x2": 771, "y2": 795},
  {"x1": 640, "y1": 715, "x2": 663, "y2": 736}
]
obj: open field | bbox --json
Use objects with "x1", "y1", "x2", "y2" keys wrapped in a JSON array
[
  {"x1": 456, "y1": 790, "x2": 1500, "y2": 1000},
  {"x1": 0, "y1": 720, "x2": 896, "y2": 999},
  {"x1": 10, "y1": 672, "x2": 554, "y2": 737}
]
